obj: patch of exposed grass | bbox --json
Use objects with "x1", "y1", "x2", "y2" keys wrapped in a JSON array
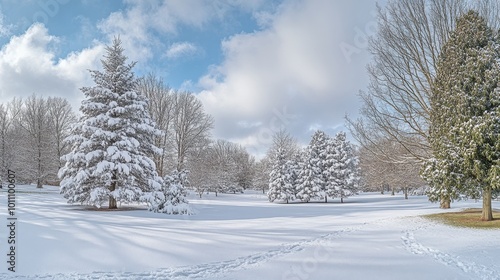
[{"x1": 424, "y1": 208, "x2": 500, "y2": 229}]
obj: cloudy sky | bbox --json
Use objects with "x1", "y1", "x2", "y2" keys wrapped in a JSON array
[{"x1": 0, "y1": 0, "x2": 384, "y2": 158}]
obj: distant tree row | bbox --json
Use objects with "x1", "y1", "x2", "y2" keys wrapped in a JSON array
[
  {"x1": 0, "y1": 38, "x2": 257, "y2": 213},
  {"x1": 189, "y1": 139, "x2": 255, "y2": 198},
  {"x1": 267, "y1": 130, "x2": 360, "y2": 203},
  {"x1": 0, "y1": 96, "x2": 75, "y2": 187},
  {"x1": 357, "y1": 138, "x2": 423, "y2": 199}
]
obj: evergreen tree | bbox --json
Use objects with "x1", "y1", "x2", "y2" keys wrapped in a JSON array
[
  {"x1": 268, "y1": 148, "x2": 294, "y2": 203},
  {"x1": 323, "y1": 134, "x2": 338, "y2": 201},
  {"x1": 289, "y1": 150, "x2": 304, "y2": 198},
  {"x1": 330, "y1": 132, "x2": 359, "y2": 203},
  {"x1": 424, "y1": 11, "x2": 500, "y2": 220},
  {"x1": 59, "y1": 38, "x2": 162, "y2": 209},
  {"x1": 296, "y1": 131, "x2": 327, "y2": 202},
  {"x1": 146, "y1": 170, "x2": 191, "y2": 214}
]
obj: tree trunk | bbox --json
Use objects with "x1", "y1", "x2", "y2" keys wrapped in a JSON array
[
  {"x1": 325, "y1": 196, "x2": 327, "y2": 203},
  {"x1": 109, "y1": 176, "x2": 117, "y2": 209},
  {"x1": 109, "y1": 196, "x2": 117, "y2": 209},
  {"x1": 440, "y1": 195, "x2": 450, "y2": 209},
  {"x1": 37, "y1": 143, "x2": 43, "y2": 188},
  {"x1": 341, "y1": 197, "x2": 344, "y2": 203},
  {"x1": 404, "y1": 187, "x2": 408, "y2": 199},
  {"x1": 391, "y1": 186, "x2": 395, "y2": 196},
  {"x1": 481, "y1": 186, "x2": 493, "y2": 221}
]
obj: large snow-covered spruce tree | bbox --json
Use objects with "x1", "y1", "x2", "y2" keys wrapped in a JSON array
[
  {"x1": 59, "y1": 38, "x2": 162, "y2": 209},
  {"x1": 424, "y1": 11, "x2": 500, "y2": 220}
]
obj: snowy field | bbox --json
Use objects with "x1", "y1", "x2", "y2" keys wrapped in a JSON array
[{"x1": 1, "y1": 186, "x2": 499, "y2": 280}]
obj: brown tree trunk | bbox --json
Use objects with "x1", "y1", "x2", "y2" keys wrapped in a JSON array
[
  {"x1": 404, "y1": 187, "x2": 408, "y2": 199},
  {"x1": 109, "y1": 176, "x2": 117, "y2": 209},
  {"x1": 481, "y1": 186, "x2": 493, "y2": 221},
  {"x1": 109, "y1": 196, "x2": 117, "y2": 209},
  {"x1": 440, "y1": 195, "x2": 450, "y2": 209},
  {"x1": 37, "y1": 144, "x2": 43, "y2": 188},
  {"x1": 391, "y1": 186, "x2": 395, "y2": 196}
]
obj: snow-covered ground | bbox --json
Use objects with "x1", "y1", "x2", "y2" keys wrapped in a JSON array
[{"x1": 1, "y1": 186, "x2": 499, "y2": 280}]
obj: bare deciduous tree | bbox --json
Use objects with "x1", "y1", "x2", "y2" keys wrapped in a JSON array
[
  {"x1": 172, "y1": 92, "x2": 214, "y2": 171},
  {"x1": 253, "y1": 157, "x2": 271, "y2": 194},
  {"x1": 137, "y1": 74, "x2": 214, "y2": 175},
  {"x1": 18, "y1": 95, "x2": 54, "y2": 188},
  {"x1": 188, "y1": 139, "x2": 253, "y2": 197},
  {"x1": 0, "y1": 99, "x2": 22, "y2": 184},
  {"x1": 266, "y1": 128, "x2": 299, "y2": 161},
  {"x1": 137, "y1": 73, "x2": 175, "y2": 176},
  {"x1": 47, "y1": 97, "x2": 76, "y2": 172},
  {"x1": 359, "y1": 138, "x2": 424, "y2": 199}
]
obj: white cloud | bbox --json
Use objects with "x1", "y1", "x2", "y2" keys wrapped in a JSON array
[
  {"x1": 97, "y1": 3, "x2": 154, "y2": 62},
  {"x1": 165, "y1": 42, "x2": 198, "y2": 59},
  {"x1": 0, "y1": 11, "x2": 12, "y2": 37},
  {"x1": 97, "y1": 0, "x2": 267, "y2": 63},
  {"x1": 0, "y1": 23, "x2": 104, "y2": 109},
  {"x1": 197, "y1": 0, "x2": 377, "y2": 156}
]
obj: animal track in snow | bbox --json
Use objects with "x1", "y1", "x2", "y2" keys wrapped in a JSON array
[{"x1": 401, "y1": 230, "x2": 499, "y2": 280}]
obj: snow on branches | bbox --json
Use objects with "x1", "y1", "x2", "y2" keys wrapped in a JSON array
[
  {"x1": 59, "y1": 38, "x2": 163, "y2": 209},
  {"x1": 144, "y1": 170, "x2": 192, "y2": 215},
  {"x1": 268, "y1": 130, "x2": 359, "y2": 203}
]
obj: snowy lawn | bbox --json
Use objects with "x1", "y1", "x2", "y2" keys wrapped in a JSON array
[{"x1": 1, "y1": 186, "x2": 499, "y2": 280}]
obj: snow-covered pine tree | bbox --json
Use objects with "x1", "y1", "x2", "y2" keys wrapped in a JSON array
[
  {"x1": 296, "y1": 131, "x2": 327, "y2": 202},
  {"x1": 323, "y1": 134, "x2": 338, "y2": 201},
  {"x1": 146, "y1": 170, "x2": 192, "y2": 214},
  {"x1": 267, "y1": 148, "x2": 294, "y2": 203},
  {"x1": 424, "y1": 11, "x2": 500, "y2": 220},
  {"x1": 289, "y1": 150, "x2": 304, "y2": 198},
  {"x1": 59, "y1": 37, "x2": 163, "y2": 209},
  {"x1": 330, "y1": 132, "x2": 359, "y2": 203},
  {"x1": 296, "y1": 154, "x2": 319, "y2": 202}
]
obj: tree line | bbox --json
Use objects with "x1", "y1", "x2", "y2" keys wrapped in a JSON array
[
  {"x1": 0, "y1": 96, "x2": 75, "y2": 188},
  {"x1": 0, "y1": 48, "x2": 256, "y2": 198},
  {"x1": 265, "y1": 129, "x2": 359, "y2": 203},
  {"x1": 0, "y1": 38, "x2": 259, "y2": 210}
]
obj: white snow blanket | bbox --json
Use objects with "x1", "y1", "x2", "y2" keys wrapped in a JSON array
[{"x1": 0, "y1": 186, "x2": 498, "y2": 279}]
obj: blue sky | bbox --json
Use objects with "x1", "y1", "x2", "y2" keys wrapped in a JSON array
[{"x1": 0, "y1": 0, "x2": 384, "y2": 158}]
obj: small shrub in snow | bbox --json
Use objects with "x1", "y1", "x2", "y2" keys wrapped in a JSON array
[{"x1": 145, "y1": 170, "x2": 192, "y2": 215}]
